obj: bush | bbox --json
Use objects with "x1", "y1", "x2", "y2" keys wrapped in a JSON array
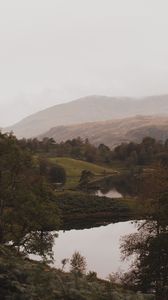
[{"x1": 48, "y1": 164, "x2": 66, "y2": 185}]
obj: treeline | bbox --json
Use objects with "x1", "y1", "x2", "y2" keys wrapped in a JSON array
[
  {"x1": 113, "y1": 136, "x2": 168, "y2": 166},
  {"x1": 18, "y1": 137, "x2": 111, "y2": 163},
  {"x1": 18, "y1": 136, "x2": 168, "y2": 166}
]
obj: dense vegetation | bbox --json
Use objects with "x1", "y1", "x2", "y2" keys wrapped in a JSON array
[
  {"x1": 55, "y1": 191, "x2": 134, "y2": 229},
  {"x1": 1, "y1": 132, "x2": 168, "y2": 299},
  {"x1": 18, "y1": 136, "x2": 168, "y2": 168},
  {"x1": 0, "y1": 245, "x2": 154, "y2": 300},
  {"x1": 118, "y1": 163, "x2": 168, "y2": 299},
  {"x1": 0, "y1": 132, "x2": 138, "y2": 299},
  {"x1": 0, "y1": 132, "x2": 60, "y2": 258}
]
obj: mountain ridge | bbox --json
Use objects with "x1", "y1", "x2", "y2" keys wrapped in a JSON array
[
  {"x1": 5, "y1": 94, "x2": 168, "y2": 138},
  {"x1": 39, "y1": 115, "x2": 168, "y2": 148}
]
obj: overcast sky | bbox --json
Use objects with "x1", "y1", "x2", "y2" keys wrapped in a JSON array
[{"x1": 1, "y1": 0, "x2": 168, "y2": 126}]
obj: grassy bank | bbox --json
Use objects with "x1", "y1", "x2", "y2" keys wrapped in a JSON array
[
  {"x1": 49, "y1": 157, "x2": 117, "y2": 188},
  {"x1": 0, "y1": 246, "x2": 154, "y2": 300},
  {"x1": 55, "y1": 191, "x2": 140, "y2": 230}
]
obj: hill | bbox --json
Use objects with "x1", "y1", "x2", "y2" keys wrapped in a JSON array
[
  {"x1": 49, "y1": 157, "x2": 116, "y2": 188},
  {"x1": 5, "y1": 94, "x2": 168, "y2": 138},
  {"x1": 40, "y1": 115, "x2": 168, "y2": 148}
]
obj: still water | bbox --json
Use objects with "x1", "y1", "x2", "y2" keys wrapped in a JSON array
[
  {"x1": 95, "y1": 188, "x2": 123, "y2": 198},
  {"x1": 53, "y1": 221, "x2": 137, "y2": 279}
]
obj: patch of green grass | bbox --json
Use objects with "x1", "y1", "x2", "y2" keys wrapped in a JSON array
[
  {"x1": 49, "y1": 157, "x2": 115, "y2": 176},
  {"x1": 49, "y1": 157, "x2": 116, "y2": 188}
]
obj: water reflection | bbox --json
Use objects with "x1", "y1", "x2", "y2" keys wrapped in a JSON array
[
  {"x1": 91, "y1": 174, "x2": 137, "y2": 198},
  {"x1": 53, "y1": 221, "x2": 137, "y2": 279},
  {"x1": 95, "y1": 188, "x2": 123, "y2": 198}
]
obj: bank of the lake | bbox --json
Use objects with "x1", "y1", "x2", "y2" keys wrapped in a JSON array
[
  {"x1": 1, "y1": 245, "x2": 154, "y2": 300},
  {"x1": 56, "y1": 191, "x2": 140, "y2": 230}
]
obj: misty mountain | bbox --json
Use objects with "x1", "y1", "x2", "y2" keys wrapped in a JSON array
[
  {"x1": 39, "y1": 115, "x2": 168, "y2": 148},
  {"x1": 5, "y1": 95, "x2": 168, "y2": 138}
]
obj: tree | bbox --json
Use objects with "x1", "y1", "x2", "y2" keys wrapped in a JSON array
[
  {"x1": 48, "y1": 164, "x2": 66, "y2": 185},
  {"x1": 70, "y1": 251, "x2": 87, "y2": 275},
  {"x1": 0, "y1": 132, "x2": 60, "y2": 258},
  {"x1": 39, "y1": 157, "x2": 67, "y2": 186},
  {"x1": 98, "y1": 143, "x2": 111, "y2": 163},
  {"x1": 84, "y1": 144, "x2": 97, "y2": 162},
  {"x1": 79, "y1": 170, "x2": 93, "y2": 189},
  {"x1": 126, "y1": 150, "x2": 138, "y2": 166},
  {"x1": 70, "y1": 251, "x2": 87, "y2": 290},
  {"x1": 121, "y1": 220, "x2": 168, "y2": 299},
  {"x1": 42, "y1": 137, "x2": 56, "y2": 152},
  {"x1": 120, "y1": 163, "x2": 168, "y2": 299}
]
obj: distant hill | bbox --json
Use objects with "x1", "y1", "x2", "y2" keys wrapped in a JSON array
[
  {"x1": 39, "y1": 115, "x2": 168, "y2": 148},
  {"x1": 5, "y1": 95, "x2": 168, "y2": 138}
]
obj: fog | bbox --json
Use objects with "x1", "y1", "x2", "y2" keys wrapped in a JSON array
[{"x1": 0, "y1": 0, "x2": 168, "y2": 126}]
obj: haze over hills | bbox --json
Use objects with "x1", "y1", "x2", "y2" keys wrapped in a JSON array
[
  {"x1": 5, "y1": 94, "x2": 168, "y2": 139},
  {"x1": 39, "y1": 115, "x2": 168, "y2": 148}
]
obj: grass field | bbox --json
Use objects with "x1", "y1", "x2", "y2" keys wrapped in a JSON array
[{"x1": 49, "y1": 157, "x2": 116, "y2": 188}]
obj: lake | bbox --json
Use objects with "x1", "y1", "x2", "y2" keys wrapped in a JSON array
[
  {"x1": 95, "y1": 188, "x2": 123, "y2": 198},
  {"x1": 52, "y1": 221, "x2": 137, "y2": 279}
]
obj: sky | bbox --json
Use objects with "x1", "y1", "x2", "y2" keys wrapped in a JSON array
[{"x1": 0, "y1": 0, "x2": 168, "y2": 126}]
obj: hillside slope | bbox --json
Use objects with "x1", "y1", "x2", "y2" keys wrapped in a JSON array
[
  {"x1": 5, "y1": 94, "x2": 168, "y2": 138},
  {"x1": 40, "y1": 115, "x2": 168, "y2": 148},
  {"x1": 49, "y1": 157, "x2": 115, "y2": 188}
]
